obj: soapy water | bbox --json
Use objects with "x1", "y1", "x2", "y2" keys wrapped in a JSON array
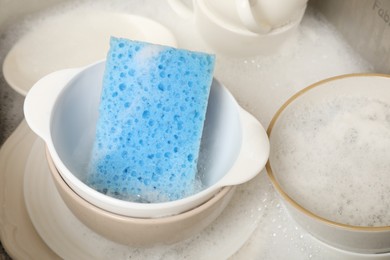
[
  {"x1": 0, "y1": 0, "x2": 374, "y2": 259},
  {"x1": 89, "y1": 174, "x2": 205, "y2": 203},
  {"x1": 271, "y1": 96, "x2": 390, "y2": 227},
  {"x1": 0, "y1": 35, "x2": 25, "y2": 145},
  {"x1": 0, "y1": 80, "x2": 23, "y2": 144}
]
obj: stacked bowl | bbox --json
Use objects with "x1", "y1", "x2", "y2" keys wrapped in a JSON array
[{"x1": 24, "y1": 60, "x2": 270, "y2": 246}]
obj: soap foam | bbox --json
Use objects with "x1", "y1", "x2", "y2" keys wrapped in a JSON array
[
  {"x1": 0, "y1": 0, "x2": 375, "y2": 258},
  {"x1": 272, "y1": 96, "x2": 390, "y2": 227},
  {"x1": 0, "y1": 22, "x2": 26, "y2": 145}
]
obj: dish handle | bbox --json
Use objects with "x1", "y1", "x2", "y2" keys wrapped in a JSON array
[
  {"x1": 24, "y1": 68, "x2": 81, "y2": 141},
  {"x1": 219, "y1": 108, "x2": 270, "y2": 187}
]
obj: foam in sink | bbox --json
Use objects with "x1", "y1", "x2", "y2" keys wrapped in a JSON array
[{"x1": 87, "y1": 37, "x2": 215, "y2": 203}]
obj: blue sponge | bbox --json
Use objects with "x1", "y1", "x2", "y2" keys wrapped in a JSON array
[{"x1": 87, "y1": 37, "x2": 215, "y2": 203}]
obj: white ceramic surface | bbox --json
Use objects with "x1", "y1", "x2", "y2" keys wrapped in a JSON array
[
  {"x1": 168, "y1": 0, "x2": 305, "y2": 56},
  {"x1": 1, "y1": 122, "x2": 388, "y2": 259},
  {"x1": 235, "y1": 0, "x2": 307, "y2": 33},
  {"x1": 24, "y1": 60, "x2": 269, "y2": 218},
  {"x1": 267, "y1": 74, "x2": 390, "y2": 254},
  {"x1": 23, "y1": 138, "x2": 258, "y2": 259},
  {"x1": 2, "y1": 2, "x2": 384, "y2": 258},
  {"x1": 170, "y1": 0, "x2": 306, "y2": 34},
  {"x1": 46, "y1": 145, "x2": 236, "y2": 247},
  {"x1": 2, "y1": 11, "x2": 177, "y2": 96}
]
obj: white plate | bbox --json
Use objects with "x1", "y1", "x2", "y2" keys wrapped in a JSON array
[
  {"x1": 2, "y1": 11, "x2": 177, "y2": 96},
  {"x1": 0, "y1": 121, "x2": 58, "y2": 259}
]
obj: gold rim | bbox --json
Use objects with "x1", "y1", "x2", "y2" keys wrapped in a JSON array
[{"x1": 266, "y1": 73, "x2": 390, "y2": 231}]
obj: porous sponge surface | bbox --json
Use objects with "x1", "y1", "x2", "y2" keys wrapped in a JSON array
[{"x1": 87, "y1": 37, "x2": 215, "y2": 203}]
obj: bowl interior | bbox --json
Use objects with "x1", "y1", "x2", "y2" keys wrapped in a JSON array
[
  {"x1": 268, "y1": 74, "x2": 390, "y2": 228},
  {"x1": 51, "y1": 61, "x2": 242, "y2": 195}
]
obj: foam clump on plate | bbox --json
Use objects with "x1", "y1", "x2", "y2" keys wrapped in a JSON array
[{"x1": 87, "y1": 37, "x2": 215, "y2": 203}]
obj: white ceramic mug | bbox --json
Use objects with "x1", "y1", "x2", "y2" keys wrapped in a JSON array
[
  {"x1": 169, "y1": 0, "x2": 307, "y2": 34},
  {"x1": 168, "y1": 0, "x2": 306, "y2": 56}
]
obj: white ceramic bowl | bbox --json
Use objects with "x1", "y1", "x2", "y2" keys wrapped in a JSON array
[
  {"x1": 24, "y1": 60, "x2": 269, "y2": 218},
  {"x1": 267, "y1": 74, "x2": 390, "y2": 254},
  {"x1": 45, "y1": 147, "x2": 236, "y2": 246}
]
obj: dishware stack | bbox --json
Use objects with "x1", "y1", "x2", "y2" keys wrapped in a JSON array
[
  {"x1": 3, "y1": 0, "x2": 390, "y2": 258},
  {"x1": 23, "y1": 60, "x2": 269, "y2": 246}
]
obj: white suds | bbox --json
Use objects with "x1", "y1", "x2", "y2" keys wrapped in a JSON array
[
  {"x1": 1, "y1": 0, "x2": 376, "y2": 258},
  {"x1": 271, "y1": 96, "x2": 390, "y2": 227}
]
